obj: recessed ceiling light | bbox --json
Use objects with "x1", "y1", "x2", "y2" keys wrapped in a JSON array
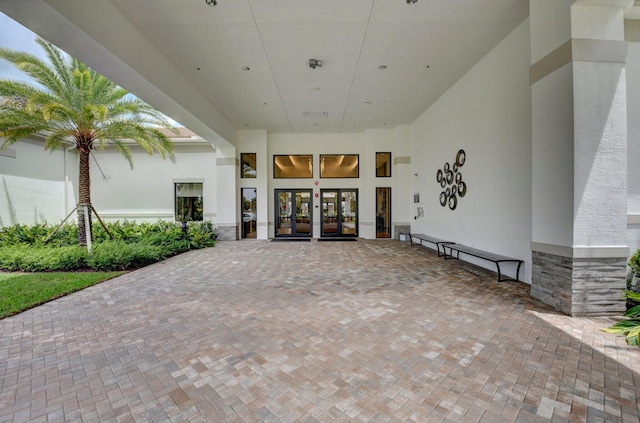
[
  {"x1": 363, "y1": 101, "x2": 371, "y2": 105},
  {"x1": 242, "y1": 66, "x2": 250, "y2": 71},
  {"x1": 378, "y1": 65, "x2": 387, "y2": 70},
  {"x1": 261, "y1": 102, "x2": 267, "y2": 105}
]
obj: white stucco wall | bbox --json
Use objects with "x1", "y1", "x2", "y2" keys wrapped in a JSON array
[
  {"x1": 531, "y1": 64, "x2": 575, "y2": 247},
  {"x1": 392, "y1": 125, "x2": 412, "y2": 229},
  {"x1": 627, "y1": 41, "x2": 640, "y2": 251},
  {"x1": 237, "y1": 130, "x2": 268, "y2": 239},
  {"x1": 571, "y1": 4, "x2": 629, "y2": 252},
  {"x1": 90, "y1": 143, "x2": 217, "y2": 223},
  {"x1": 529, "y1": 0, "x2": 572, "y2": 63},
  {"x1": 410, "y1": 19, "x2": 532, "y2": 281},
  {"x1": 0, "y1": 139, "x2": 77, "y2": 226}
]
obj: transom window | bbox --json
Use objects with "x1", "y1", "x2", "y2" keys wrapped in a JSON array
[
  {"x1": 241, "y1": 153, "x2": 257, "y2": 178},
  {"x1": 320, "y1": 154, "x2": 359, "y2": 178},
  {"x1": 376, "y1": 152, "x2": 391, "y2": 177},
  {"x1": 273, "y1": 155, "x2": 313, "y2": 178}
]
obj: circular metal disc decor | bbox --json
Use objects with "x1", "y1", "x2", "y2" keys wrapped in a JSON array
[
  {"x1": 435, "y1": 149, "x2": 467, "y2": 210},
  {"x1": 456, "y1": 149, "x2": 466, "y2": 167},
  {"x1": 448, "y1": 193, "x2": 457, "y2": 210},
  {"x1": 458, "y1": 181, "x2": 467, "y2": 197}
]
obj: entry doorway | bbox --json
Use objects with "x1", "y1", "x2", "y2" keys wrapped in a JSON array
[
  {"x1": 321, "y1": 189, "x2": 358, "y2": 237},
  {"x1": 275, "y1": 189, "x2": 312, "y2": 237}
]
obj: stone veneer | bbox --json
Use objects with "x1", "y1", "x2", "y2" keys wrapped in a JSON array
[
  {"x1": 216, "y1": 225, "x2": 238, "y2": 241},
  {"x1": 531, "y1": 251, "x2": 626, "y2": 316},
  {"x1": 395, "y1": 225, "x2": 410, "y2": 240}
]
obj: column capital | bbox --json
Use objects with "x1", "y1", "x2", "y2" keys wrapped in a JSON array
[{"x1": 572, "y1": 0, "x2": 633, "y2": 9}]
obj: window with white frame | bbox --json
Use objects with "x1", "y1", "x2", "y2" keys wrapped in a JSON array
[{"x1": 175, "y1": 182, "x2": 203, "y2": 221}]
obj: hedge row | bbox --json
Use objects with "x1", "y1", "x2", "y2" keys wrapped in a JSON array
[{"x1": 0, "y1": 220, "x2": 217, "y2": 271}]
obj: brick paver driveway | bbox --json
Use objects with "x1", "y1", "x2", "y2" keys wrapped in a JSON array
[{"x1": 1, "y1": 240, "x2": 638, "y2": 422}]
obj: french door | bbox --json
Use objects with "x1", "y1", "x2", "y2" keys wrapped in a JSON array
[
  {"x1": 275, "y1": 189, "x2": 312, "y2": 237},
  {"x1": 321, "y1": 189, "x2": 358, "y2": 237}
]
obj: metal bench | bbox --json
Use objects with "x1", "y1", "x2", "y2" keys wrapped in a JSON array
[
  {"x1": 405, "y1": 233, "x2": 454, "y2": 257},
  {"x1": 443, "y1": 243, "x2": 523, "y2": 282}
]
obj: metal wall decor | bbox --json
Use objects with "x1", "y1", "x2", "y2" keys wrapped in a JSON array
[{"x1": 436, "y1": 149, "x2": 466, "y2": 210}]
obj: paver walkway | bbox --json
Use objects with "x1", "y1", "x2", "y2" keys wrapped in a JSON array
[{"x1": 0, "y1": 240, "x2": 638, "y2": 422}]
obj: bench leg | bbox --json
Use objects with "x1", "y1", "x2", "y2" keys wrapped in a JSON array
[
  {"x1": 496, "y1": 262, "x2": 521, "y2": 282},
  {"x1": 496, "y1": 263, "x2": 504, "y2": 282}
]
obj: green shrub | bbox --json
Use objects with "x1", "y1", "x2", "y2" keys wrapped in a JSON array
[
  {"x1": 0, "y1": 245, "x2": 87, "y2": 271},
  {"x1": 629, "y1": 249, "x2": 640, "y2": 278},
  {"x1": 603, "y1": 291, "x2": 640, "y2": 348},
  {"x1": 0, "y1": 220, "x2": 217, "y2": 272},
  {"x1": 0, "y1": 222, "x2": 79, "y2": 247},
  {"x1": 86, "y1": 240, "x2": 169, "y2": 271}
]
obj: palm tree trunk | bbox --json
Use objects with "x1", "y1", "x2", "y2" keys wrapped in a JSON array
[{"x1": 77, "y1": 148, "x2": 92, "y2": 246}]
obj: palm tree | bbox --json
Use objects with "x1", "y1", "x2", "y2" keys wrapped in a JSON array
[{"x1": 0, "y1": 38, "x2": 175, "y2": 245}]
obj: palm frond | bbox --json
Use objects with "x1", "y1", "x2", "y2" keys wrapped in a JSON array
[{"x1": 0, "y1": 46, "x2": 65, "y2": 97}]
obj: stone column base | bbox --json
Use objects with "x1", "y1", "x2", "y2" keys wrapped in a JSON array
[
  {"x1": 216, "y1": 225, "x2": 238, "y2": 241},
  {"x1": 531, "y1": 251, "x2": 626, "y2": 316},
  {"x1": 394, "y1": 224, "x2": 410, "y2": 240}
]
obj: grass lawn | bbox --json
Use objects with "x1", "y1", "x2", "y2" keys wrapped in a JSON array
[{"x1": 0, "y1": 271, "x2": 125, "y2": 319}]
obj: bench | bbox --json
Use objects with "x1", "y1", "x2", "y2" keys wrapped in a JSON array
[
  {"x1": 443, "y1": 243, "x2": 523, "y2": 282},
  {"x1": 405, "y1": 233, "x2": 454, "y2": 257}
]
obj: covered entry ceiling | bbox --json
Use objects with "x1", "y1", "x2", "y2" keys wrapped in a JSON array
[{"x1": 0, "y1": 0, "x2": 528, "y2": 140}]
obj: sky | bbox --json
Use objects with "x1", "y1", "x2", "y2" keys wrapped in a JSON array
[
  {"x1": 0, "y1": 12, "x2": 181, "y2": 126},
  {"x1": 0, "y1": 12, "x2": 49, "y2": 83}
]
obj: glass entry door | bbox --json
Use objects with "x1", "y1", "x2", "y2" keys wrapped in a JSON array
[
  {"x1": 275, "y1": 189, "x2": 312, "y2": 237},
  {"x1": 321, "y1": 189, "x2": 358, "y2": 237}
]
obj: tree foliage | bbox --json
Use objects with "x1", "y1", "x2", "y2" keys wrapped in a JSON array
[{"x1": 0, "y1": 38, "x2": 176, "y2": 245}]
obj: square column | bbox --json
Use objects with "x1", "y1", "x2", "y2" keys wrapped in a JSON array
[
  {"x1": 216, "y1": 146, "x2": 238, "y2": 240},
  {"x1": 530, "y1": 1, "x2": 631, "y2": 316}
]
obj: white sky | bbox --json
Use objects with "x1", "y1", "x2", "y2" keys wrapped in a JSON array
[
  {"x1": 0, "y1": 12, "x2": 48, "y2": 83},
  {"x1": 0, "y1": 12, "x2": 182, "y2": 127}
]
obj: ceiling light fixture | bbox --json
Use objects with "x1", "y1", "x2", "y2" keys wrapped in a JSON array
[
  {"x1": 242, "y1": 66, "x2": 250, "y2": 71},
  {"x1": 309, "y1": 59, "x2": 322, "y2": 69},
  {"x1": 406, "y1": 0, "x2": 418, "y2": 4},
  {"x1": 379, "y1": 65, "x2": 387, "y2": 70},
  {"x1": 205, "y1": 0, "x2": 217, "y2": 6}
]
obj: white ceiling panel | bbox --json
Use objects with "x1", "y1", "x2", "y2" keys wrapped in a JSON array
[{"x1": 0, "y1": 0, "x2": 530, "y2": 139}]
